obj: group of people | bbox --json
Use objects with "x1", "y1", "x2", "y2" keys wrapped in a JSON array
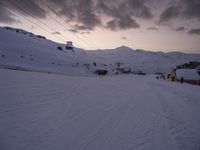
[
  {"x1": 156, "y1": 74, "x2": 166, "y2": 80},
  {"x1": 156, "y1": 69, "x2": 179, "y2": 82},
  {"x1": 157, "y1": 69, "x2": 185, "y2": 84},
  {"x1": 157, "y1": 69, "x2": 200, "y2": 85}
]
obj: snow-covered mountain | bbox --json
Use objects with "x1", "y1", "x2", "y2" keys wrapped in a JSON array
[
  {"x1": 0, "y1": 26, "x2": 98, "y2": 76},
  {"x1": 0, "y1": 26, "x2": 200, "y2": 75},
  {"x1": 86, "y1": 46, "x2": 200, "y2": 73}
]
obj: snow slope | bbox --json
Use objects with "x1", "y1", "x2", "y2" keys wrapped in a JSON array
[
  {"x1": 0, "y1": 69, "x2": 200, "y2": 150},
  {"x1": 0, "y1": 27, "x2": 99, "y2": 76}
]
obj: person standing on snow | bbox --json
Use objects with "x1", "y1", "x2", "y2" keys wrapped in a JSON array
[{"x1": 171, "y1": 69, "x2": 177, "y2": 82}]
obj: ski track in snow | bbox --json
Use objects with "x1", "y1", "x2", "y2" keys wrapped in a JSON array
[
  {"x1": 0, "y1": 69, "x2": 200, "y2": 150},
  {"x1": 151, "y1": 82, "x2": 200, "y2": 150}
]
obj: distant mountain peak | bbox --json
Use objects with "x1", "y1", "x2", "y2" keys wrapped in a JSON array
[{"x1": 115, "y1": 46, "x2": 133, "y2": 51}]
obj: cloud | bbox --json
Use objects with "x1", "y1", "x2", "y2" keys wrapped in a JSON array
[
  {"x1": 147, "y1": 27, "x2": 158, "y2": 30},
  {"x1": 180, "y1": 0, "x2": 200, "y2": 20},
  {"x1": 106, "y1": 20, "x2": 118, "y2": 31},
  {"x1": 106, "y1": 17, "x2": 140, "y2": 31},
  {"x1": 159, "y1": 6, "x2": 180, "y2": 23},
  {"x1": 188, "y1": 28, "x2": 200, "y2": 35},
  {"x1": 1, "y1": 0, "x2": 154, "y2": 31},
  {"x1": 80, "y1": 31, "x2": 90, "y2": 34},
  {"x1": 174, "y1": 26, "x2": 186, "y2": 31},
  {"x1": 127, "y1": 0, "x2": 153, "y2": 19},
  {"x1": 52, "y1": 31, "x2": 61, "y2": 35},
  {"x1": 48, "y1": 0, "x2": 102, "y2": 31},
  {"x1": 68, "y1": 27, "x2": 91, "y2": 34},
  {"x1": 118, "y1": 16, "x2": 140, "y2": 29},
  {"x1": 45, "y1": 0, "x2": 152, "y2": 31},
  {"x1": 159, "y1": 0, "x2": 200, "y2": 23},
  {"x1": 1, "y1": 0, "x2": 47, "y2": 18},
  {"x1": 122, "y1": 37, "x2": 127, "y2": 40},
  {"x1": 96, "y1": 0, "x2": 153, "y2": 19},
  {"x1": 68, "y1": 29, "x2": 79, "y2": 34},
  {"x1": 0, "y1": 5, "x2": 18, "y2": 23},
  {"x1": 73, "y1": 24, "x2": 93, "y2": 31}
]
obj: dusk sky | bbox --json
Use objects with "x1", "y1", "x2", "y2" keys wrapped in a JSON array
[{"x1": 0, "y1": 0, "x2": 200, "y2": 53}]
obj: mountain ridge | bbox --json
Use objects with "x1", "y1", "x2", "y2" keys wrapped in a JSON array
[{"x1": 0, "y1": 26, "x2": 200, "y2": 74}]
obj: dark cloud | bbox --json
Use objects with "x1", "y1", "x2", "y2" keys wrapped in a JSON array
[
  {"x1": 1, "y1": 0, "x2": 154, "y2": 31},
  {"x1": 118, "y1": 16, "x2": 140, "y2": 29},
  {"x1": 68, "y1": 28, "x2": 91, "y2": 34},
  {"x1": 106, "y1": 20, "x2": 118, "y2": 31},
  {"x1": 0, "y1": 5, "x2": 17, "y2": 23},
  {"x1": 159, "y1": 0, "x2": 200, "y2": 23},
  {"x1": 52, "y1": 31, "x2": 61, "y2": 35},
  {"x1": 106, "y1": 17, "x2": 140, "y2": 31},
  {"x1": 174, "y1": 26, "x2": 186, "y2": 31},
  {"x1": 68, "y1": 29, "x2": 79, "y2": 34},
  {"x1": 48, "y1": 0, "x2": 101, "y2": 31},
  {"x1": 159, "y1": 6, "x2": 180, "y2": 23},
  {"x1": 97, "y1": 0, "x2": 153, "y2": 19},
  {"x1": 180, "y1": 0, "x2": 200, "y2": 20},
  {"x1": 147, "y1": 27, "x2": 158, "y2": 30},
  {"x1": 45, "y1": 0, "x2": 152, "y2": 31},
  {"x1": 97, "y1": 0, "x2": 152, "y2": 30},
  {"x1": 1, "y1": 0, "x2": 47, "y2": 18},
  {"x1": 188, "y1": 28, "x2": 200, "y2": 35},
  {"x1": 127, "y1": 0, "x2": 153, "y2": 19},
  {"x1": 73, "y1": 24, "x2": 93, "y2": 31}
]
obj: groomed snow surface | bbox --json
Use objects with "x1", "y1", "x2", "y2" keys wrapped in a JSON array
[{"x1": 0, "y1": 69, "x2": 200, "y2": 150}]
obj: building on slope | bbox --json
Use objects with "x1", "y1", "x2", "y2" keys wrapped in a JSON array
[{"x1": 176, "y1": 69, "x2": 200, "y2": 85}]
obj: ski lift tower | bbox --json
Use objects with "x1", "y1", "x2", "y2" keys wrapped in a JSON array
[{"x1": 66, "y1": 41, "x2": 74, "y2": 51}]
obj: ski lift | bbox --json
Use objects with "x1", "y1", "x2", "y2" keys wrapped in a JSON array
[{"x1": 66, "y1": 41, "x2": 73, "y2": 50}]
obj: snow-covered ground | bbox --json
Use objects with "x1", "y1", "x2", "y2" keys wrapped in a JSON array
[{"x1": 0, "y1": 69, "x2": 200, "y2": 150}]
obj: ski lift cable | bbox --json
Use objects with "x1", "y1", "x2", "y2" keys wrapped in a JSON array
[
  {"x1": 2, "y1": 0, "x2": 71, "y2": 44},
  {"x1": 0, "y1": 1, "x2": 68, "y2": 44},
  {"x1": 0, "y1": 5, "x2": 90, "y2": 65},
  {"x1": 36, "y1": 1, "x2": 83, "y2": 49},
  {"x1": 27, "y1": 0, "x2": 86, "y2": 49},
  {"x1": 0, "y1": 2, "x2": 107, "y2": 66},
  {"x1": 38, "y1": 0, "x2": 99, "y2": 50},
  {"x1": 5, "y1": 0, "x2": 95, "y2": 50}
]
